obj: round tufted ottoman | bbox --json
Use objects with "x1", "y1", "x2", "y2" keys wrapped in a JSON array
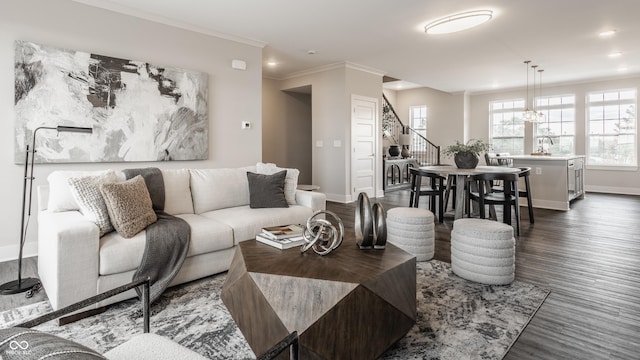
[
  {"x1": 451, "y1": 218, "x2": 515, "y2": 285},
  {"x1": 386, "y1": 207, "x2": 435, "y2": 261}
]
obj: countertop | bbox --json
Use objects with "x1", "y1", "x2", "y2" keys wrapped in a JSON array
[{"x1": 502, "y1": 154, "x2": 585, "y2": 161}]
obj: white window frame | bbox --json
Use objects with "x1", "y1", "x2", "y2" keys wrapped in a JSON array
[
  {"x1": 586, "y1": 88, "x2": 637, "y2": 170},
  {"x1": 534, "y1": 94, "x2": 576, "y2": 155},
  {"x1": 489, "y1": 99, "x2": 526, "y2": 155},
  {"x1": 409, "y1": 105, "x2": 427, "y2": 149}
]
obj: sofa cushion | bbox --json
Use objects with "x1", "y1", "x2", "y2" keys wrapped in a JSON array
[
  {"x1": 256, "y1": 162, "x2": 299, "y2": 205},
  {"x1": 161, "y1": 169, "x2": 194, "y2": 215},
  {"x1": 247, "y1": 170, "x2": 288, "y2": 208},
  {"x1": 100, "y1": 176, "x2": 157, "y2": 239},
  {"x1": 190, "y1": 168, "x2": 250, "y2": 214},
  {"x1": 67, "y1": 170, "x2": 119, "y2": 236},
  {"x1": 201, "y1": 205, "x2": 314, "y2": 244},
  {"x1": 47, "y1": 170, "x2": 124, "y2": 212},
  {"x1": 99, "y1": 214, "x2": 233, "y2": 275}
]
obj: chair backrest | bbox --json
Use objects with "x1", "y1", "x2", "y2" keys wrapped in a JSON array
[
  {"x1": 518, "y1": 167, "x2": 531, "y2": 177},
  {"x1": 409, "y1": 168, "x2": 445, "y2": 189},
  {"x1": 471, "y1": 172, "x2": 519, "y2": 195},
  {"x1": 485, "y1": 153, "x2": 513, "y2": 167}
]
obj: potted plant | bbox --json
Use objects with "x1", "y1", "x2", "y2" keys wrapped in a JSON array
[{"x1": 443, "y1": 139, "x2": 492, "y2": 169}]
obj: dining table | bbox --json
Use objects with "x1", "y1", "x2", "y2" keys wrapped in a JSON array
[{"x1": 418, "y1": 165, "x2": 521, "y2": 220}]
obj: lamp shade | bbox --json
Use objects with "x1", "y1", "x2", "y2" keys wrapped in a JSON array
[{"x1": 400, "y1": 134, "x2": 411, "y2": 145}]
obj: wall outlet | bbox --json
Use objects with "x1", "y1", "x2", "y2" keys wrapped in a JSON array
[
  {"x1": 535, "y1": 167, "x2": 542, "y2": 175},
  {"x1": 333, "y1": 140, "x2": 342, "y2": 147},
  {"x1": 241, "y1": 121, "x2": 251, "y2": 129}
]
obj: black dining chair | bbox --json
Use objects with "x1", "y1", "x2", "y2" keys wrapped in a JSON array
[
  {"x1": 467, "y1": 172, "x2": 520, "y2": 236},
  {"x1": 409, "y1": 167, "x2": 445, "y2": 223},
  {"x1": 487, "y1": 167, "x2": 534, "y2": 224}
]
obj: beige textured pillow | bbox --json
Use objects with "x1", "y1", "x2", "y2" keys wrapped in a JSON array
[
  {"x1": 67, "y1": 170, "x2": 118, "y2": 236},
  {"x1": 100, "y1": 175, "x2": 157, "y2": 238}
]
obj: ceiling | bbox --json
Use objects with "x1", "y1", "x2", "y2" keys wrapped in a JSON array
[{"x1": 75, "y1": 0, "x2": 640, "y2": 93}]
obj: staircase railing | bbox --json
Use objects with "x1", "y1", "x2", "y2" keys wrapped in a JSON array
[{"x1": 382, "y1": 94, "x2": 441, "y2": 165}]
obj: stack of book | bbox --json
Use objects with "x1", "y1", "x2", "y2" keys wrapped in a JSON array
[{"x1": 256, "y1": 224, "x2": 306, "y2": 249}]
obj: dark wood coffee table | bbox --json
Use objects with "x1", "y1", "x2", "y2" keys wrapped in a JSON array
[{"x1": 221, "y1": 239, "x2": 416, "y2": 360}]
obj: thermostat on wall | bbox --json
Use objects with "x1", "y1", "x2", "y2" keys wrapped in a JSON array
[
  {"x1": 241, "y1": 121, "x2": 251, "y2": 129},
  {"x1": 232, "y1": 59, "x2": 247, "y2": 70}
]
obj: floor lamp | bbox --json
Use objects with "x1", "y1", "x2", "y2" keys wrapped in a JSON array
[{"x1": 0, "y1": 125, "x2": 93, "y2": 296}]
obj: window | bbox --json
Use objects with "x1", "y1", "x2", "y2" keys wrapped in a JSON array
[
  {"x1": 586, "y1": 89, "x2": 637, "y2": 167},
  {"x1": 489, "y1": 99, "x2": 525, "y2": 155},
  {"x1": 409, "y1": 105, "x2": 427, "y2": 149},
  {"x1": 535, "y1": 95, "x2": 575, "y2": 155}
]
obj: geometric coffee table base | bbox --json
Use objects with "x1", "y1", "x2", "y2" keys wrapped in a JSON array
[{"x1": 222, "y1": 241, "x2": 416, "y2": 360}]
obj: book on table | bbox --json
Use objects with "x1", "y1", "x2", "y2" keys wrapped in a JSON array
[
  {"x1": 261, "y1": 224, "x2": 305, "y2": 240},
  {"x1": 256, "y1": 233, "x2": 306, "y2": 250}
]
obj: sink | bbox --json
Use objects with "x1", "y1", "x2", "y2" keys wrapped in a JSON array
[{"x1": 530, "y1": 152, "x2": 552, "y2": 156}]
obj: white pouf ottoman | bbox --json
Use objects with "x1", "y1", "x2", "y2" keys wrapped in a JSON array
[
  {"x1": 451, "y1": 218, "x2": 515, "y2": 285},
  {"x1": 386, "y1": 207, "x2": 435, "y2": 261}
]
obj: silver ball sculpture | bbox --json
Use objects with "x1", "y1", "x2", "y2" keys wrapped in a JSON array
[{"x1": 300, "y1": 210, "x2": 344, "y2": 256}]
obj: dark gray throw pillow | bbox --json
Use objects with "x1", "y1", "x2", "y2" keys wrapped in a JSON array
[
  {"x1": 247, "y1": 170, "x2": 289, "y2": 209},
  {"x1": 0, "y1": 327, "x2": 106, "y2": 359}
]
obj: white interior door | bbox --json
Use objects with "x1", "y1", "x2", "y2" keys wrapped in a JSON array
[{"x1": 351, "y1": 95, "x2": 378, "y2": 200}]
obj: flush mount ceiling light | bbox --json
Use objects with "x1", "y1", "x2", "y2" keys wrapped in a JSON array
[
  {"x1": 425, "y1": 10, "x2": 493, "y2": 34},
  {"x1": 599, "y1": 30, "x2": 617, "y2": 37}
]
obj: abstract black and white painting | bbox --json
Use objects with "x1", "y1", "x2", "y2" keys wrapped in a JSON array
[{"x1": 14, "y1": 40, "x2": 208, "y2": 163}]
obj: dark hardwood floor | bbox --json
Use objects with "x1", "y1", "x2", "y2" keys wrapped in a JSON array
[
  {"x1": 327, "y1": 191, "x2": 640, "y2": 360},
  {"x1": 1, "y1": 192, "x2": 638, "y2": 359}
]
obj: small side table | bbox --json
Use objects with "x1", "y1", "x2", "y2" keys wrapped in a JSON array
[{"x1": 297, "y1": 184, "x2": 320, "y2": 191}]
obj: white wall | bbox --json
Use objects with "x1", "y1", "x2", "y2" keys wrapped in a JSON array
[
  {"x1": 469, "y1": 76, "x2": 640, "y2": 195},
  {"x1": 0, "y1": 0, "x2": 263, "y2": 261},
  {"x1": 393, "y1": 87, "x2": 466, "y2": 163},
  {"x1": 262, "y1": 78, "x2": 312, "y2": 184},
  {"x1": 280, "y1": 64, "x2": 383, "y2": 202}
]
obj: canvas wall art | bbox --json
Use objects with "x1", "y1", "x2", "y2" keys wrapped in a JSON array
[{"x1": 14, "y1": 40, "x2": 208, "y2": 163}]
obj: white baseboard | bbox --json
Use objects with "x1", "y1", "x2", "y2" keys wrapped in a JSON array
[
  {"x1": 585, "y1": 185, "x2": 640, "y2": 195},
  {"x1": 0, "y1": 241, "x2": 38, "y2": 263},
  {"x1": 325, "y1": 193, "x2": 353, "y2": 203},
  {"x1": 519, "y1": 198, "x2": 569, "y2": 211}
]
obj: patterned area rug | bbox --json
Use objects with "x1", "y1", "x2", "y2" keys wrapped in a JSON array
[{"x1": 0, "y1": 260, "x2": 548, "y2": 360}]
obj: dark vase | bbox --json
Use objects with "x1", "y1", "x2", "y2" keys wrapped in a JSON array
[
  {"x1": 388, "y1": 145, "x2": 400, "y2": 157},
  {"x1": 454, "y1": 152, "x2": 479, "y2": 169}
]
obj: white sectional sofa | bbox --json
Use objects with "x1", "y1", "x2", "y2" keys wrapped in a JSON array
[{"x1": 36, "y1": 165, "x2": 326, "y2": 311}]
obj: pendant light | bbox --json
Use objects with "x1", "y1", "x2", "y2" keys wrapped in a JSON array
[
  {"x1": 536, "y1": 69, "x2": 545, "y2": 122},
  {"x1": 522, "y1": 60, "x2": 537, "y2": 122}
]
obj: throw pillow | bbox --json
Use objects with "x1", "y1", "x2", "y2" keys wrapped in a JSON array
[
  {"x1": 256, "y1": 162, "x2": 299, "y2": 205},
  {"x1": 67, "y1": 171, "x2": 118, "y2": 236},
  {"x1": 48, "y1": 170, "x2": 121, "y2": 212},
  {"x1": 100, "y1": 176, "x2": 157, "y2": 238},
  {"x1": 161, "y1": 169, "x2": 194, "y2": 215},
  {"x1": 246, "y1": 170, "x2": 288, "y2": 209},
  {"x1": 0, "y1": 327, "x2": 106, "y2": 359}
]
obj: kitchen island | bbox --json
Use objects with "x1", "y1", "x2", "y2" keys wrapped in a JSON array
[{"x1": 503, "y1": 155, "x2": 585, "y2": 211}]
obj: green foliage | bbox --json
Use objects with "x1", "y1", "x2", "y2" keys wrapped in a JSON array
[{"x1": 443, "y1": 139, "x2": 492, "y2": 157}]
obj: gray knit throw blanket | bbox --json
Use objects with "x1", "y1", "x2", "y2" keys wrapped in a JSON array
[{"x1": 123, "y1": 168, "x2": 190, "y2": 304}]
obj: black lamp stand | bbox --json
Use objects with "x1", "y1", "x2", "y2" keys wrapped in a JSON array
[{"x1": 0, "y1": 126, "x2": 93, "y2": 297}]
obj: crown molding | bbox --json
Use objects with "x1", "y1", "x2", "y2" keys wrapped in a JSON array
[
  {"x1": 279, "y1": 61, "x2": 385, "y2": 80},
  {"x1": 72, "y1": 0, "x2": 266, "y2": 48}
]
